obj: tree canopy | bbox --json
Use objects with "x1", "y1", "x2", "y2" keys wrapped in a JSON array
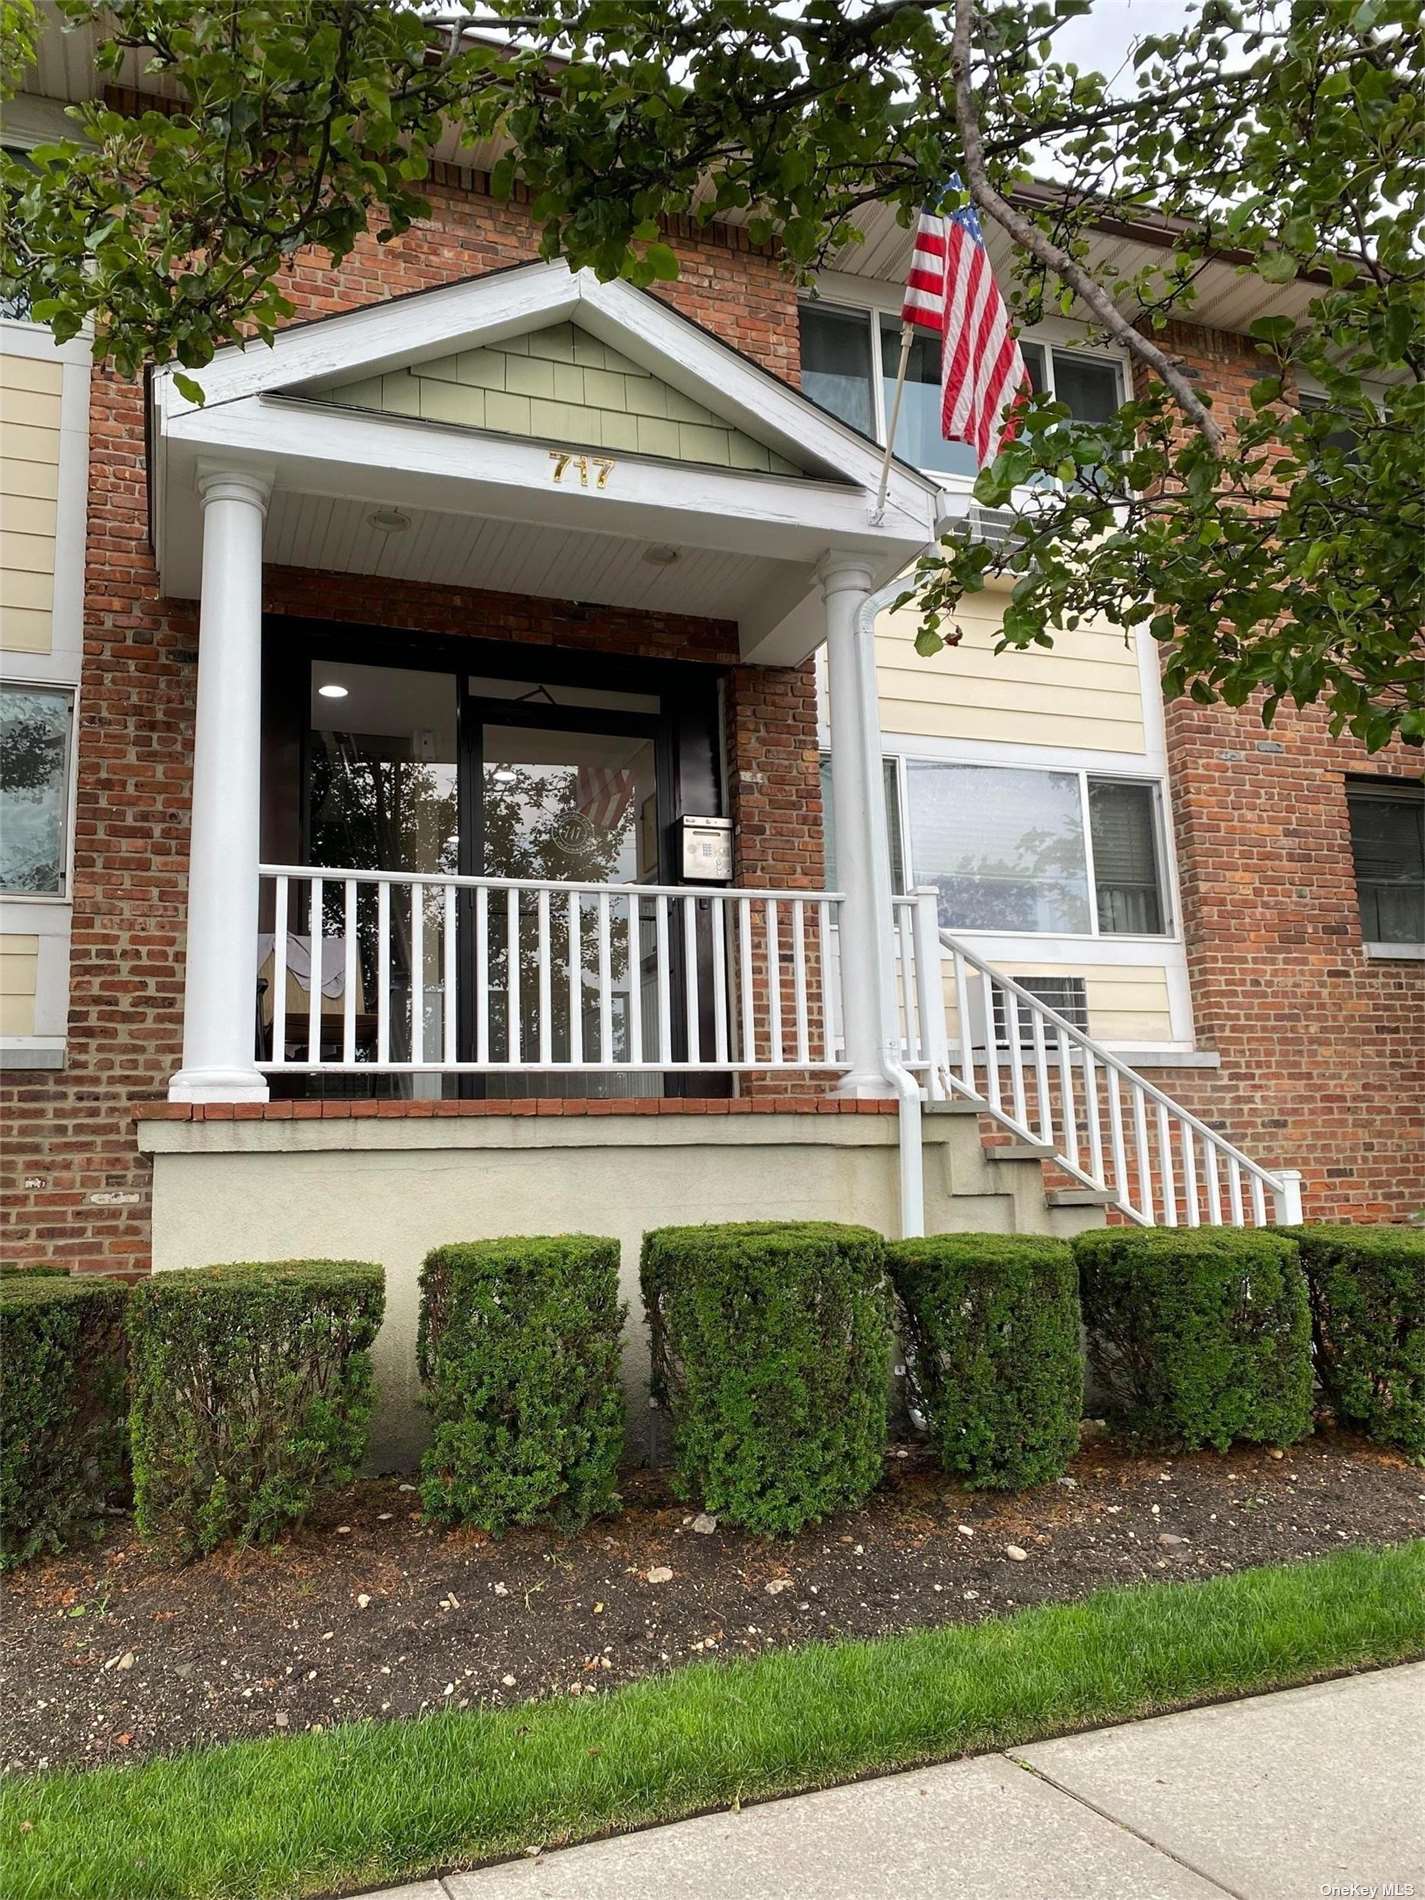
[{"x1": 3, "y1": 0, "x2": 1421, "y2": 746}]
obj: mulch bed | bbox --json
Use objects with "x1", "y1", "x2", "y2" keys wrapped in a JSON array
[{"x1": 3, "y1": 1429, "x2": 1421, "y2": 1776}]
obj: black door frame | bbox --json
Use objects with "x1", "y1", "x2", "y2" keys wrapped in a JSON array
[{"x1": 268, "y1": 613, "x2": 727, "y2": 1095}]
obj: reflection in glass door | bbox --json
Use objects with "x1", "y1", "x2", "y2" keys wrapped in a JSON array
[
  {"x1": 476, "y1": 719, "x2": 663, "y2": 1098},
  {"x1": 284, "y1": 661, "x2": 458, "y2": 1094}
]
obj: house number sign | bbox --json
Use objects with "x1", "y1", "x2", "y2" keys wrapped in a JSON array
[{"x1": 549, "y1": 450, "x2": 615, "y2": 490}]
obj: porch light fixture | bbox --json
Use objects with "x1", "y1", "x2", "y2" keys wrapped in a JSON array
[
  {"x1": 491, "y1": 767, "x2": 518, "y2": 785},
  {"x1": 643, "y1": 543, "x2": 680, "y2": 566},
  {"x1": 367, "y1": 507, "x2": 412, "y2": 533},
  {"x1": 317, "y1": 683, "x2": 349, "y2": 699}
]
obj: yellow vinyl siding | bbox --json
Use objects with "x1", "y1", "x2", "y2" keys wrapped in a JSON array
[
  {"x1": 318, "y1": 322, "x2": 805, "y2": 476},
  {"x1": 0, "y1": 355, "x2": 63, "y2": 656},
  {"x1": 877, "y1": 596, "x2": 1145, "y2": 754},
  {"x1": 0, "y1": 356, "x2": 63, "y2": 396},
  {"x1": 938, "y1": 962, "x2": 1174, "y2": 1047},
  {"x1": 0, "y1": 935, "x2": 39, "y2": 1037}
]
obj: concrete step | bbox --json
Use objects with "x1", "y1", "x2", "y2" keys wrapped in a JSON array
[
  {"x1": 923, "y1": 1098, "x2": 983, "y2": 1116},
  {"x1": 987, "y1": 1142, "x2": 1055, "y2": 1161},
  {"x1": 1046, "y1": 1187, "x2": 1118, "y2": 1207}
]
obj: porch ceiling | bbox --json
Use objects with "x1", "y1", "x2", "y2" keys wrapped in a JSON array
[
  {"x1": 264, "y1": 488, "x2": 773, "y2": 626},
  {"x1": 150, "y1": 261, "x2": 943, "y2": 666}
]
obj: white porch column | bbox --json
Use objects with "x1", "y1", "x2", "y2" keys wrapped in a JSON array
[
  {"x1": 169, "y1": 466, "x2": 273, "y2": 1103},
  {"x1": 819, "y1": 553, "x2": 898, "y2": 1097}
]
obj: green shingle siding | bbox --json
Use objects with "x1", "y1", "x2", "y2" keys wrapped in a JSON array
[{"x1": 316, "y1": 322, "x2": 804, "y2": 475}]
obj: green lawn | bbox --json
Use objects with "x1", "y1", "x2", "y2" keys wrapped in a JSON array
[{"x1": 3, "y1": 1541, "x2": 1422, "y2": 1900}]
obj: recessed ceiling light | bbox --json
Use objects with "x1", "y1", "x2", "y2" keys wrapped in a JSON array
[
  {"x1": 643, "y1": 543, "x2": 680, "y2": 566},
  {"x1": 317, "y1": 683, "x2": 349, "y2": 700},
  {"x1": 368, "y1": 507, "x2": 412, "y2": 533}
]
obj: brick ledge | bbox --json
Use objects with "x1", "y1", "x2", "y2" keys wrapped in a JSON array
[{"x1": 134, "y1": 1096, "x2": 898, "y2": 1123}]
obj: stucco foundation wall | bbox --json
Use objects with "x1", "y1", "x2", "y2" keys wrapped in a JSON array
[{"x1": 139, "y1": 1112, "x2": 1071, "y2": 1466}]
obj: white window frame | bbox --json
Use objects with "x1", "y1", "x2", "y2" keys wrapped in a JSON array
[
  {"x1": 799, "y1": 271, "x2": 1132, "y2": 490},
  {"x1": 886, "y1": 749, "x2": 1177, "y2": 947},
  {"x1": 0, "y1": 679, "x2": 79, "y2": 904},
  {"x1": 1345, "y1": 777, "x2": 1425, "y2": 961}
]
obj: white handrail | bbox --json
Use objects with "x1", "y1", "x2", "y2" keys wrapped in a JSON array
[
  {"x1": 256, "y1": 865, "x2": 847, "y2": 1077},
  {"x1": 908, "y1": 903, "x2": 1301, "y2": 1227},
  {"x1": 259, "y1": 862, "x2": 844, "y2": 903}
]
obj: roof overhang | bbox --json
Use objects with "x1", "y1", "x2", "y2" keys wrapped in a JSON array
[{"x1": 152, "y1": 261, "x2": 941, "y2": 665}]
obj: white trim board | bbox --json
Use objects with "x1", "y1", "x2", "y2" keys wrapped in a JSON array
[{"x1": 155, "y1": 261, "x2": 939, "y2": 516}]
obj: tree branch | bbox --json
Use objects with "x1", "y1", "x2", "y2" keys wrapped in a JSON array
[{"x1": 949, "y1": 0, "x2": 1226, "y2": 454}]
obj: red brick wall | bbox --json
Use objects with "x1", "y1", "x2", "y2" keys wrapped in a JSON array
[
  {"x1": 1135, "y1": 323, "x2": 1424, "y2": 1220},
  {"x1": 0, "y1": 164, "x2": 822, "y2": 1273}
]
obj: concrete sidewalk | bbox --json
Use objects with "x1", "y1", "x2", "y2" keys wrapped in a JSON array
[{"x1": 369, "y1": 1663, "x2": 1425, "y2": 1899}]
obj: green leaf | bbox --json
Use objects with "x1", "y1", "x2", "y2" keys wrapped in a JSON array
[{"x1": 642, "y1": 242, "x2": 679, "y2": 281}]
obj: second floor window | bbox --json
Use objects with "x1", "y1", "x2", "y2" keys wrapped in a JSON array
[{"x1": 799, "y1": 300, "x2": 1123, "y2": 481}]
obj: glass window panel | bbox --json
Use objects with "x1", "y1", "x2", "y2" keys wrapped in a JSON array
[
  {"x1": 1021, "y1": 341, "x2": 1047, "y2": 394},
  {"x1": 907, "y1": 761, "x2": 1091, "y2": 933},
  {"x1": 799, "y1": 304, "x2": 874, "y2": 437},
  {"x1": 307, "y1": 662, "x2": 458, "y2": 876},
  {"x1": 1089, "y1": 779, "x2": 1165, "y2": 935},
  {"x1": 1349, "y1": 785, "x2": 1424, "y2": 945},
  {"x1": 1050, "y1": 350, "x2": 1121, "y2": 424},
  {"x1": 466, "y1": 675, "x2": 660, "y2": 714},
  {"x1": 481, "y1": 726, "x2": 655, "y2": 886},
  {"x1": 0, "y1": 684, "x2": 71, "y2": 894},
  {"x1": 879, "y1": 318, "x2": 979, "y2": 479},
  {"x1": 821, "y1": 755, "x2": 905, "y2": 893}
]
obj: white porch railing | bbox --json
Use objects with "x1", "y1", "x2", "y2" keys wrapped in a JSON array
[
  {"x1": 890, "y1": 889, "x2": 1300, "y2": 1228},
  {"x1": 257, "y1": 865, "x2": 845, "y2": 1077},
  {"x1": 254, "y1": 864, "x2": 1297, "y2": 1229}
]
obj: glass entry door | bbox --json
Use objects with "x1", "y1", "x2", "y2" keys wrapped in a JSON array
[
  {"x1": 283, "y1": 633, "x2": 722, "y2": 1100},
  {"x1": 464, "y1": 679, "x2": 671, "y2": 1098}
]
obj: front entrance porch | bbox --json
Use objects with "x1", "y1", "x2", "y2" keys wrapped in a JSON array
[
  {"x1": 152, "y1": 260, "x2": 943, "y2": 1120},
  {"x1": 141, "y1": 252, "x2": 1300, "y2": 1365}
]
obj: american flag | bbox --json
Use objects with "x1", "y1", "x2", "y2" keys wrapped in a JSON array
[
  {"x1": 575, "y1": 764, "x2": 635, "y2": 833},
  {"x1": 902, "y1": 184, "x2": 1030, "y2": 468}
]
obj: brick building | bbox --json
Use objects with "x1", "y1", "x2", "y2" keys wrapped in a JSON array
[{"x1": 2, "y1": 60, "x2": 1421, "y2": 1451}]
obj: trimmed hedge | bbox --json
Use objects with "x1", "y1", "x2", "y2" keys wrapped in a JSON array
[
  {"x1": 1283, "y1": 1224, "x2": 1425, "y2": 1458},
  {"x1": 128, "y1": 1260, "x2": 384, "y2": 1555},
  {"x1": 417, "y1": 1235, "x2": 625, "y2": 1532},
  {"x1": 0, "y1": 1272, "x2": 129, "y2": 1570},
  {"x1": 888, "y1": 1233, "x2": 1082, "y2": 1489},
  {"x1": 642, "y1": 1221, "x2": 891, "y2": 1535},
  {"x1": 1074, "y1": 1227, "x2": 1312, "y2": 1451}
]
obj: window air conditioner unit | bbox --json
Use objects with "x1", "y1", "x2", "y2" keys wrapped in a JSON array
[
  {"x1": 990, "y1": 976, "x2": 1090, "y2": 1046},
  {"x1": 965, "y1": 504, "x2": 1021, "y2": 549}
]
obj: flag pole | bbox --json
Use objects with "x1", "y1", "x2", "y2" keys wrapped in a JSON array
[{"x1": 870, "y1": 323, "x2": 914, "y2": 524}]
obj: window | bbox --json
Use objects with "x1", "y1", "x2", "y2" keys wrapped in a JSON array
[
  {"x1": 1089, "y1": 779, "x2": 1165, "y2": 935},
  {"x1": 2, "y1": 146, "x2": 35, "y2": 320},
  {"x1": 820, "y1": 755, "x2": 905, "y2": 893},
  {"x1": 1348, "y1": 780, "x2": 1424, "y2": 950},
  {"x1": 0, "y1": 684, "x2": 73, "y2": 895},
  {"x1": 904, "y1": 759, "x2": 1169, "y2": 938},
  {"x1": 799, "y1": 300, "x2": 1124, "y2": 480},
  {"x1": 800, "y1": 303, "x2": 875, "y2": 439}
]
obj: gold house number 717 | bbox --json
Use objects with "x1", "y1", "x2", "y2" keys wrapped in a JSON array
[{"x1": 549, "y1": 450, "x2": 615, "y2": 490}]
